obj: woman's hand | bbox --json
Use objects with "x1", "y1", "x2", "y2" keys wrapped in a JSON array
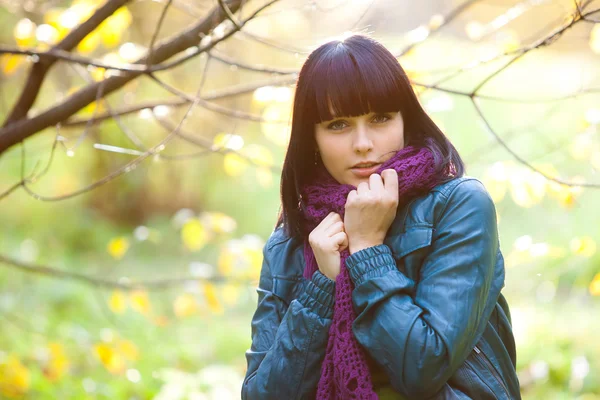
[
  {"x1": 308, "y1": 212, "x2": 348, "y2": 281},
  {"x1": 344, "y1": 169, "x2": 399, "y2": 254}
]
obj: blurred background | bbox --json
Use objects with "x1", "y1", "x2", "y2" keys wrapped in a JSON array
[{"x1": 0, "y1": 0, "x2": 599, "y2": 398}]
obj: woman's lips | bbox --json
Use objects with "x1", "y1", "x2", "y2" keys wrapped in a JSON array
[{"x1": 350, "y1": 164, "x2": 381, "y2": 178}]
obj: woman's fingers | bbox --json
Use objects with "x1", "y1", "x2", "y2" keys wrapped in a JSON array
[
  {"x1": 381, "y1": 169, "x2": 399, "y2": 201},
  {"x1": 357, "y1": 181, "x2": 369, "y2": 195},
  {"x1": 345, "y1": 190, "x2": 357, "y2": 206},
  {"x1": 369, "y1": 173, "x2": 384, "y2": 193},
  {"x1": 320, "y1": 212, "x2": 341, "y2": 229},
  {"x1": 331, "y1": 231, "x2": 348, "y2": 251},
  {"x1": 324, "y1": 221, "x2": 344, "y2": 236}
]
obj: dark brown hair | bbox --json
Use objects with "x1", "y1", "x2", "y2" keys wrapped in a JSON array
[{"x1": 276, "y1": 35, "x2": 465, "y2": 238}]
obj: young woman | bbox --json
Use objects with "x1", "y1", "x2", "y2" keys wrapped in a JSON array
[{"x1": 242, "y1": 35, "x2": 521, "y2": 400}]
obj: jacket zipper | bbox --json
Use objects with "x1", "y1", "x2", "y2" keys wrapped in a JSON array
[{"x1": 473, "y1": 345, "x2": 511, "y2": 399}]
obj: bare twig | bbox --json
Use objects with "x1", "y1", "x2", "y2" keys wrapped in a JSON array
[
  {"x1": 147, "y1": 0, "x2": 173, "y2": 68},
  {"x1": 0, "y1": 0, "x2": 280, "y2": 155},
  {"x1": 0, "y1": 253, "x2": 254, "y2": 291},
  {"x1": 471, "y1": 97, "x2": 600, "y2": 188},
  {"x1": 2, "y1": 0, "x2": 133, "y2": 127},
  {"x1": 13, "y1": 26, "x2": 216, "y2": 201},
  {"x1": 0, "y1": 45, "x2": 149, "y2": 72},
  {"x1": 61, "y1": 74, "x2": 296, "y2": 128},
  {"x1": 394, "y1": 0, "x2": 481, "y2": 57},
  {"x1": 146, "y1": 73, "x2": 290, "y2": 124},
  {"x1": 152, "y1": 114, "x2": 282, "y2": 172}
]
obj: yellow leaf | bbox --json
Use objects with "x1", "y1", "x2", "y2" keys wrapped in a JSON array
[
  {"x1": 218, "y1": 249, "x2": 235, "y2": 277},
  {"x1": 89, "y1": 66, "x2": 106, "y2": 81},
  {"x1": 499, "y1": 29, "x2": 520, "y2": 53},
  {"x1": 546, "y1": 180, "x2": 562, "y2": 198},
  {"x1": 547, "y1": 246, "x2": 566, "y2": 258},
  {"x1": 44, "y1": 342, "x2": 69, "y2": 382},
  {"x1": 569, "y1": 132, "x2": 594, "y2": 160},
  {"x1": 70, "y1": 1, "x2": 97, "y2": 23},
  {"x1": 223, "y1": 153, "x2": 248, "y2": 176},
  {"x1": 103, "y1": 7, "x2": 132, "y2": 32},
  {"x1": 101, "y1": 29, "x2": 121, "y2": 48},
  {"x1": 503, "y1": 249, "x2": 532, "y2": 268},
  {"x1": 570, "y1": 237, "x2": 597, "y2": 257},
  {"x1": 222, "y1": 283, "x2": 241, "y2": 306},
  {"x1": 106, "y1": 353, "x2": 125, "y2": 374},
  {"x1": 213, "y1": 213, "x2": 237, "y2": 234},
  {"x1": 242, "y1": 144, "x2": 273, "y2": 168},
  {"x1": 261, "y1": 103, "x2": 292, "y2": 147},
  {"x1": 44, "y1": 8, "x2": 63, "y2": 27},
  {"x1": 253, "y1": 86, "x2": 275, "y2": 103},
  {"x1": 1, "y1": 54, "x2": 24, "y2": 76},
  {"x1": 256, "y1": 167, "x2": 273, "y2": 188},
  {"x1": 533, "y1": 163, "x2": 559, "y2": 177},
  {"x1": 527, "y1": 172, "x2": 547, "y2": 202},
  {"x1": 590, "y1": 273, "x2": 600, "y2": 296},
  {"x1": 117, "y1": 339, "x2": 139, "y2": 361},
  {"x1": 94, "y1": 343, "x2": 125, "y2": 374},
  {"x1": 35, "y1": 24, "x2": 60, "y2": 46},
  {"x1": 81, "y1": 99, "x2": 106, "y2": 115},
  {"x1": 109, "y1": 290, "x2": 127, "y2": 314},
  {"x1": 152, "y1": 315, "x2": 170, "y2": 327},
  {"x1": 558, "y1": 191, "x2": 576, "y2": 208},
  {"x1": 181, "y1": 218, "x2": 208, "y2": 251},
  {"x1": 509, "y1": 172, "x2": 545, "y2": 208},
  {"x1": 14, "y1": 18, "x2": 37, "y2": 47},
  {"x1": 173, "y1": 293, "x2": 198, "y2": 318},
  {"x1": 129, "y1": 290, "x2": 151, "y2": 315},
  {"x1": 482, "y1": 162, "x2": 509, "y2": 202},
  {"x1": 76, "y1": 29, "x2": 101, "y2": 54},
  {"x1": 485, "y1": 180, "x2": 506, "y2": 203},
  {"x1": 107, "y1": 237, "x2": 129, "y2": 260},
  {"x1": 94, "y1": 344, "x2": 112, "y2": 365},
  {"x1": 213, "y1": 133, "x2": 244, "y2": 150},
  {"x1": 244, "y1": 246, "x2": 263, "y2": 280},
  {"x1": 204, "y1": 282, "x2": 224, "y2": 314},
  {"x1": 218, "y1": 238, "x2": 264, "y2": 279},
  {"x1": 201, "y1": 212, "x2": 237, "y2": 234},
  {"x1": 552, "y1": 177, "x2": 585, "y2": 208},
  {"x1": 0, "y1": 355, "x2": 30, "y2": 398},
  {"x1": 428, "y1": 14, "x2": 445, "y2": 30}
]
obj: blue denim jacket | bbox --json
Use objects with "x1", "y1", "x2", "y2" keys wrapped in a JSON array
[{"x1": 242, "y1": 177, "x2": 521, "y2": 399}]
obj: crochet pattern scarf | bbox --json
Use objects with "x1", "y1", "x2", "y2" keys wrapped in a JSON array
[{"x1": 300, "y1": 145, "x2": 452, "y2": 399}]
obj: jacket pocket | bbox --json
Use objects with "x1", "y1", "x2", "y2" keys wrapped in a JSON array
[
  {"x1": 272, "y1": 275, "x2": 304, "y2": 307},
  {"x1": 448, "y1": 350, "x2": 500, "y2": 400},
  {"x1": 384, "y1": 225, "x2": 434, "y2": 278},
  {"x1": 469, "y1": 345, "x2": 512, "y2": 400}
]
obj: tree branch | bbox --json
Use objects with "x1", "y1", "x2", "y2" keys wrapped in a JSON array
[
  {"x1": 0, "y1": 253, "x2": 254, "y2": 291},
  {"x1": 61, "y1": 74, "x2": 296, "y2": 128},
  {"x1": 0, "y1": 0, "x2": 280, "y2": 155},
  {"x1": 2, "y1": 0, "x2": 133, "y2": 127}
]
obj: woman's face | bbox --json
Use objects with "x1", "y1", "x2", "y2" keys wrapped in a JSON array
[{"x1": 314, "y1": 111, "x2": 405, "y2": 187}]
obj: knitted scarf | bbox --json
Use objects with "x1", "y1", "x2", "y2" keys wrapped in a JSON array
[{"x1": 300, "y1": 145, "x2": 452, "y2": 399}]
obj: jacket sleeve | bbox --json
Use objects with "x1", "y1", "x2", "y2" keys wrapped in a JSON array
[
  {"x1": 347, "y1": 179, "x2": 503, "y2": 399},
  {"x1": 242, "y1": 236, "x2": 335, "y2": 400}
]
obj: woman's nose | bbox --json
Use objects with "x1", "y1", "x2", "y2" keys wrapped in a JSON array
[{"x1": 352, "y1": 126, "x2": 373, "y2": 153}]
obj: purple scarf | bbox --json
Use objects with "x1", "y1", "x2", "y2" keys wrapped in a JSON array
[{"x1": 300, "y1": 145, "x2": 452, "y2": 399}]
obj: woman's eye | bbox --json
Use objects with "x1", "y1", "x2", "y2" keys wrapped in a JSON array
[
  {"x1": 372, "y1": 114, "x2": 390, "y2": 123},
  {"x1": 327, "y1": 121, "x2": 347, "y2": 130}
]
